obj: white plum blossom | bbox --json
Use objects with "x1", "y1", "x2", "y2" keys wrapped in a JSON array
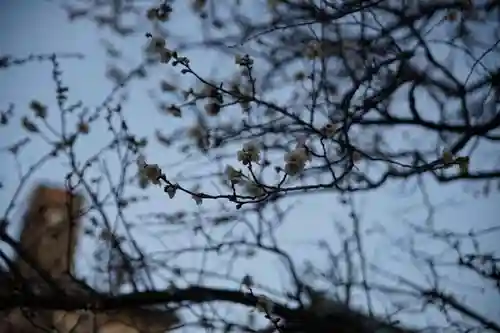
[
  {"x1": 237, "y1": 141, "x2": 261, "y2": 165},
  {"x1": 146, "y1": 5, "x2": 171, "y2": 21},
  {"x1": 145, "y1": 35, "x2": 173, "y2": 64},
  {"x1": 143, "y1": 164, "x2": 162, "y2": 185},
  {"x1": 284, "y1": 147, "x2": 310, "y2": 176},
  {"x1": 146, "y1": 35, "x2": 166, "y2": 53},
  {"x1": 137, "y1": 155, "x2": 162, "y2": 186},
  {"x1": 146, "y1": 7, "x2": 158, "y2": 20},
  {"x1": 159, "y1": 48, "x2": 173, "y2": 64},
  {"x1": 225, "y1": 165, "x2": 243, "y2": 184},
  {"x1": 234, "y1": 54, "x2": 254, "y2": 67}
]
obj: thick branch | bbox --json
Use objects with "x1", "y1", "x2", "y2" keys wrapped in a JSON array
[{"x1": 0, "y1": 286, "x2": 299, "y2": 320}]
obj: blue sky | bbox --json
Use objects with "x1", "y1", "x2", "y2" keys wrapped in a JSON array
[{"x1": 1, "y1": 0, "x2": 499, "y2": 330}]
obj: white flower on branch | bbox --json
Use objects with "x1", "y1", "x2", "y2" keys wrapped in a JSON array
[
  {"x1": 234, "y1": 54, "x2": 254, "y2": 67},
  {"x1": 137, "y1": 155, "x2": 162, "y2": 186},
  {"x1": 284, "y1": 147, "x2": 310, "y2": 176},
  {"x1": 146, "y1": 5, "x2": 171, "y2": 22},
  {"x1": 146, "y1": 35, "x2": 166, "y2": 53},
  {"x1": 237, "y1": 141, "x2": 261, "y2": 165},
  {"x1": 145, "y1": 34, "x2": 173, "y2": 64},
  {"x1": 159, "y1": 48, "x2": 173, "y2": 64},
  {"x1": 225, "y1": 165, "x2": 243, "y2": 184}
]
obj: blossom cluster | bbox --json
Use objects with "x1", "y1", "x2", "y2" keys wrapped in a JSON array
[
  {"x1": 135, "y1": 4, "x2": 473, "y2": 214},
  {"x1": 237, "y1": 141, "x2": 261, "y2": 165}
]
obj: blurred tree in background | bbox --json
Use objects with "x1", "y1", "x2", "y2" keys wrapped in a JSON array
[{"x1": 1, "y1": 0, "x2": 499, "y2": 332}]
